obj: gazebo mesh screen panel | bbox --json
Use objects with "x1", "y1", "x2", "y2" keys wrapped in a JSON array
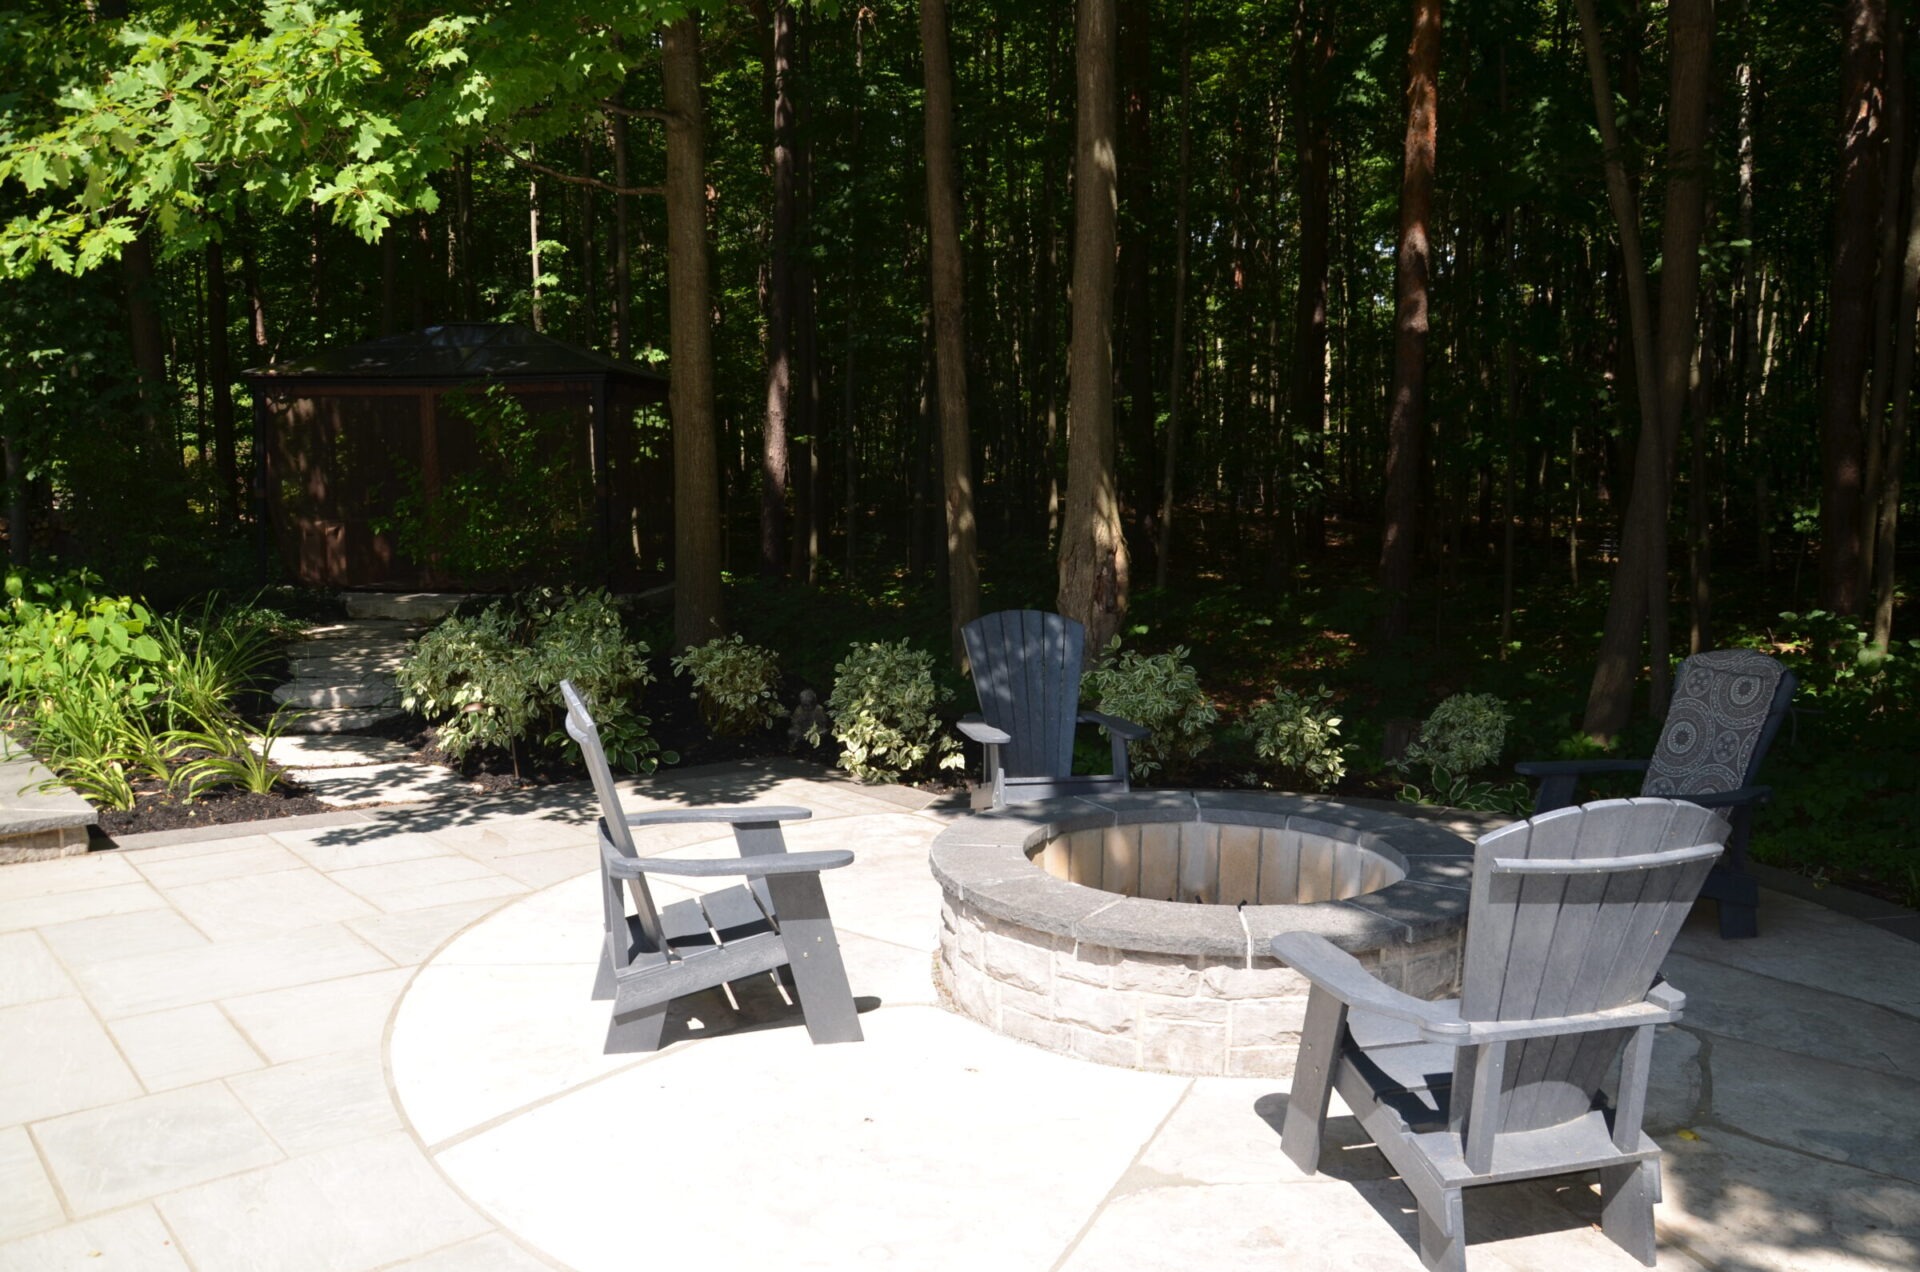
[{"x1": 247, "y1": 324, "x2": 670, "y2": 591}]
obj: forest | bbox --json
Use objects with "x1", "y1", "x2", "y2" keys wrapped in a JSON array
[{"x1": 0, "y1": 1, "x2": 1914, "y2": 897}]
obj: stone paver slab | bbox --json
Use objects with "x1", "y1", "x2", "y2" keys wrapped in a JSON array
[
  {"x1": 73, "y1": 924, "x2": 392, "y2": 1018},
  {"x1": 1666, "y1": 951, "x2": 1920, "y2": 1081},
  {"x1": 0, "y1": 850, "x2": 136, "y2": 900},
  {"x1": 1660, "y1": 1127, "x2": 1920, "y2": 1272},
  {"x1": 156, "y1": 1133, "x2": 488, "y2": 1272},
  {"x1": 132, "y1": 842, "x2": 310, "y2": 890},
  {"x1": 0, "y1": 1125, "x2": 62, "y2": 1243},
  {"x1": 0, "y1": 932, "x2": 73, "y2": 1008},
  {"x1": 275, "y1": 828, "x2": 454, "y2": 874},
  {"x1": 1674, "y1": 892, "x2": 1920, "y2": 1017},
  {"x1": 344, "y1": 897, "x2": 508, "y2": 966},
  {"x1": 386, "y1": 1233, "x2": 556, "y2": 1271},
  {"x1": 273, "y1": 680, "x2": 399, "y2": 709},
  {"x1": 107, "y1": 1003, "x2": 264, "y2": 1091},
  {"x1": 0, "y1": 998, "x2": 141, "y2": 1126},
  {"x1": 280, "y1": 707, "x2": 407, "y2": 735},
  {"x1": 33, "y1": 1082, "x2": 283, "y2": 1214},
  {"x1": 35, "y1": 907, "x2": 208, "y2": 970},
  {"x1": 0, "y1": 1205, "x2": 189, "y2": 1271},
  {"x1": 1707, "y1": 1037, "x2": 1920, "y2": 1181},
  {"x1": 431, "y1": 1006, "x2": 1188, "y2": 1272},
  {"x1": 161, "y1": 867, "x2": 380, "y2": 942},
  {"x1": 0, "y1": 881, "x2": 164, "y2": 935},
  {"x1": 222, "y1": 967, "x2": 414, "y2": 1063},
  {"x1": 227, "y1": 1048, "x2": 400, "y2": 1154}
]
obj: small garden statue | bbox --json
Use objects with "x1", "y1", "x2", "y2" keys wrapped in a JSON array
[{"x1": 788, "y1": 689, "x2": 829, "y2": 751}]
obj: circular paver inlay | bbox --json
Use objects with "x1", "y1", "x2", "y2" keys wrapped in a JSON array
[{"x1": 929, "y1": 791, "x2": 1474, "y2": 1078}]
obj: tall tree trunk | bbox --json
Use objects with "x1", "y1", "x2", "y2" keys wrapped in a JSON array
[
  {"x1": 1154, "y1": 0, "x2": 1194, "y2": 589},
  {"x1": 1117, "y1": 0, "x2": 1155, "y2": 545},
  {"x1": 1057, "y1": 0, "x2": 1129, "y2": 654},
  {"x1": 1289, "y1": 0, "x2": 1335, "y2": 559},
  {"x1": 528, "y1": 170, "x2": 545, "y2": 332},
  {"x1": 123, "y1": 231, "x2": 173, "y2": 469},
  {"x1": 1874, "y1": 80, "x2": 1920, "y2": 654},
  {"x1": 610, "y1": 105, "x2": 634, "y2": 358},
  {"x1": 1819, "y1": 0, "x2": 1890, "y2": 614},
  {"x1": 1580, "y1": 0, "x2": 1714, "y2": 737},
  {"x1": 761, "y1": 0, "x2": 797, "y2": 579},
  {"x1": 1862, "y1": 16, "x2": 1907, "y2": 588},
  {"x1": 663, "y1": 16, "x2": 727, "y2": 649},
  {"x1": 921, "y1": 0, "x2": 982, "y2": 666},
  {"x1": 205, "y1": 237, "x2": 239, "y2": 524},
  {"x1": 1378, "y1": 0, "x2": 1441, "y2": 642}
]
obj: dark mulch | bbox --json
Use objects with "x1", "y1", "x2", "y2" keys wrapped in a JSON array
[{"x1": 95, "y1": 780, "x2": 333, "y2": 838}]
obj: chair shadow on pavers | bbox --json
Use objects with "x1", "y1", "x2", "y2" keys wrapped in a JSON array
[
  {"x1": 1515, "y1": 649, "x2": 1795, "y2": 939},
  {"x1": 561, "y1": 680, "x2": 864, "y2": 1054},
  {"x1": 958, "y1": 609, "x2": 1149, "y2": 810},
  {"x1": 1271, "y1": 798, "x2": 1732, "y2": 1272}
]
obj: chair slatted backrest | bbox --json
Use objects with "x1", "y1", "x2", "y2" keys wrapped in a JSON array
[
  {"x1": 962, "y1": 610, "x2": 1086, "y2": 779},
  {"x1": 1457, "y1": 798, "x2": 1730, "y2": 1135},
  {"x1": 561, "y1": 680, "x2": 668, "y2": 962},
  {"x1": 1643, "y1": 650, "x2": 1794, "y2": 797}
]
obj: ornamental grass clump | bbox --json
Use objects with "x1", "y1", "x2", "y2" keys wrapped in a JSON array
[
  {"x1": 398, "y1": 588, "x2": 671, "y2": 775},
  {"x1": 1080, "y1": 637, "x2": 1218, "y2": 780},
  {"x1": 1392, "y1": 691, "x2": 1530, "y2": 813},
  {"x1": 827, "y1": 639, "x2": 962, "y2": 783},
  {"x1": 671, "y1": 634, "x2": 783, "y2": 736},
  {"x1": 1245, "y1": 685, "x2": 1348, "y2": 792}
]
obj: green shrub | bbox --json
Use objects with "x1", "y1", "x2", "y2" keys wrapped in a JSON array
[
  {"x1": 1080, "y1": 637, "x2": 1218, "y2": 780},
  {"x1": 1246, "y1": 685, "x2": 1348, "y2": 792},
  {"x1": 1391, "y1": 692, "x2": 1529, "y2": 813},
  {"x1": 397, "y1": 588, "x2": 671, "y2": 774},
  {"x1": 671, "y1": 635, "x2": 782, "y2": 735},
  {"x1": 827, "y1": 639, "x2": 962, "y2": 783},
  {"x1": 1400, "y1": 692, "x2": 1512, "y2": 773}
]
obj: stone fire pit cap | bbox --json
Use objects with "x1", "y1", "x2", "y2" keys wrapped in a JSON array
[{"x1": 930, "y1": 790, "x2": 1474, "y2": 958}]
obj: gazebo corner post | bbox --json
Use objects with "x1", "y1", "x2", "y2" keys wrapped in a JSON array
[
  {"x1": 591, "y1": 376, "x2": 613, "y2": 585},
  {"x1": 250, "y1": 388, "x2": 272, "y2": 585}
]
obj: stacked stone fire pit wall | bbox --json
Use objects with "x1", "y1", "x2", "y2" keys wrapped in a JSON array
[{"x1": 931, "y1": 791, "x2": 1474, "y2": 1079}]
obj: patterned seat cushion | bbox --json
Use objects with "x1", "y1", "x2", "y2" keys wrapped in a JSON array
[{"x1": 1643, "y1": 650, "x2": 1787, "y2": 797}]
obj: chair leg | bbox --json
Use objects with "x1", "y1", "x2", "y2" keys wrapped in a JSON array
[
  {"x1": 1600, "y1": 1159, "x2": 1660, "y2": 1266},
  {"x1": 1415, "y1": 1187, "x2": 1467, "y2": 1272},
  {"x1": 764, "y1": 873, "x2": 863, "y2": 1045},
  {"x1": 604, "y1": 1000, "x2": 670, "y2": 1054},
  {"x1": 1280, "y1": 986, "x2": 1348, "y2": 1175}
]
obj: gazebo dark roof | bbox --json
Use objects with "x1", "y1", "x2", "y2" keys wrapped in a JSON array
[{"x1": 244, "y1": 322, "x2": 667, "y2": 391}]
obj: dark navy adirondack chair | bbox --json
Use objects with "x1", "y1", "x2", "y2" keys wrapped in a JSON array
[
  {"x1": 956, "y1": 610, "x2": 1149, "y2": 809},
  {"x1": 561, "y1": 681, "x2": 862, "y2": 1054},
  {"x1": 1516, "y1": 649, "x2": 1795, "y2": 938},
  {"x1": 1274, "y1": 798, "x2": 1730, "y2": 1272}
]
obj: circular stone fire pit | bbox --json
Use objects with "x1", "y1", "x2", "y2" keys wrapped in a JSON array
[{"x1": 931, "y1": 790, "x2": 1474, "y2": 1079}]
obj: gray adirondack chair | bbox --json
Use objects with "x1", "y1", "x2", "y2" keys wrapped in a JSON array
[
  {"x1": 1516, "y1": 648, "x2": 1795, "y2": 938},
  {"x1": 957, "y1": 610, "x2": 1149, "y2": 809},
  {"x1": 561, "y1": 681, "x2": 862, "y2": 1054},
  {"x1": 1273, "y1": 798, "x2": 1730, "y2": 1272}
]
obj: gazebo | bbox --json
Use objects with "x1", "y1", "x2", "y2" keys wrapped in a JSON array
[{"x1": 244, "y1": 323, "x2": 671, "y2": 590}]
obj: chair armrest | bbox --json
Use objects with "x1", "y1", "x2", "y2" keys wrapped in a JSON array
[
  {"x1": 1513, "y1": 758, "x2": 1649, "y2": 778},
  {"x1": 1645, "y1": 980, "x2": 1686, "y2": 1014},
  {"x1": 1674, "y1": 785, "x2": 1771, "y2": 811},
  {"x1": 1270, "y1": 932, "x2": 1467, "y2": 1038},
  {"x1": 956, "y1": 717, "x2": 1013, "y2": 746},
  {"x1": 1078, "y1": 710, "x2": 1149, "y2": 741},
  {"x1": 602, "y1": 840, "x2": 854, "y2": 879},
  {"x1": 624, "y1": 805, "x2": 813, "y2": 829}
]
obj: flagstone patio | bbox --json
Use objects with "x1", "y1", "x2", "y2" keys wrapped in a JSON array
[{"x1": 0, "y1": 760, "x2": 1914, "y2": 1271}]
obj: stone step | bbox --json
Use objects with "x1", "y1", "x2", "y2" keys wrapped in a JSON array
[
  {"x1": 250, "y1": 733, "x2": 418, "y2": 769},
  {"x1": 278, "y1": 706, "x2": 408, "y2": 735},
  {"x1": 273, "y1": 680, "x2": 399, "y2": 709},
  {"x1": 287, "y1": 651, "x2": 410, "y2": 678},
  {"x1": 297, "y1": 619, "x2": 423, "y2": 644},
  {"x1": 343, "y1": 592, "x2": 479, "y2": 623}
]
